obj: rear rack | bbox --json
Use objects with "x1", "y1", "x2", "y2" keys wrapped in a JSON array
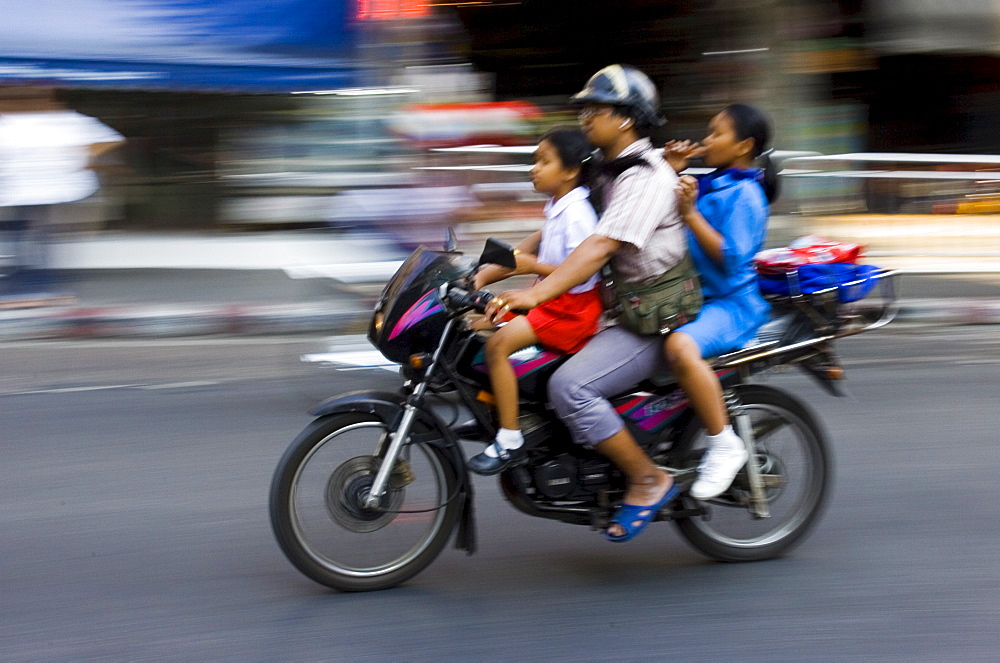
[{"x1": 714, "y1": 268, "x2": 898, "y2": 370}]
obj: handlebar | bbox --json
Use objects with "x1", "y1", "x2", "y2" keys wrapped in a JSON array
[{"x1": 445, "y1": 285, "x2": 496, "y2": 313}]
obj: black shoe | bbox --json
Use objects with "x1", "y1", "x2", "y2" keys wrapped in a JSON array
[{"x1": 468, "y1": 443, "x2": 526, "y2": 476}]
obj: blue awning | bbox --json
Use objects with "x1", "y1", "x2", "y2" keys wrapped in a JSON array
[
  {"x1": 0, "y1": 0, "x2": 360, "y2": 93},
  {"x1": 0, "y1": 57, "x2": 358, "y2": 93}
]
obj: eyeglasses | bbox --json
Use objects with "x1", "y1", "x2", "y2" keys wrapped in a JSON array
[{"x1": 578, "y1": 105, "x2": 615, "y2": 120}]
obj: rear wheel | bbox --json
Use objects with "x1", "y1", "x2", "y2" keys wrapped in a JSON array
[
  {"x1": 269, "y1": 413, "x2": 461, "y2": 591},
  {"x1": 674, "y1": 384, "x2": 831, "y2": 562}
]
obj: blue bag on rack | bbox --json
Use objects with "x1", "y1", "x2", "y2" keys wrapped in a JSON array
[{"x1": 758, "y1": 262, "x2": 881, "y2": 302}]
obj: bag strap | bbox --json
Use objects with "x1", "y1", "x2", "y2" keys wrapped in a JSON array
[
  {"x1": 611, "y1": 253, "x2": 698, "y2": 294},
  {"x1": 600, "y1": 154, "x2": 650, "y2": 178},
  {"x1": 590, "y1": 154, "x2": 651, "y2": 215}
]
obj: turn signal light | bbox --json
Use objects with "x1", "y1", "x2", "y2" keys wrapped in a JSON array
[
  {"x1": 409, "y1": 353, "x2": 429, "y2": 369},
  {"x1": 373, "y1": 311, "x2": 384, "y2": 332},
  {"x1": 476, "y1": 390, "x2": 495, "y2": 406}
]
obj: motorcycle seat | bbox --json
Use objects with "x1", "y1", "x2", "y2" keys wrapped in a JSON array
[{"x1": 710, "y1": 311, "x2": 802, "y2": 369}]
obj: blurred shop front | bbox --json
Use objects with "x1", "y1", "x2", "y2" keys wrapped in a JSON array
[
  {"x1": 0, "y1": 0, "x2": 484, "y2": 233},
  {"x1": 7, "y1": 0, "x2": 1000, "y2": 235},
  {"x1": 453, "y1": 1, "x2": 1000, "y2": 217},
  {"x1": 453, "y1": 0, "x2": 873, "y2": 215}
]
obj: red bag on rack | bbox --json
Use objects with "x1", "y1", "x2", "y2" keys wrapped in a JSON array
[{"x1": 754, "y1": 236, "x2": 863, "y2": 275}]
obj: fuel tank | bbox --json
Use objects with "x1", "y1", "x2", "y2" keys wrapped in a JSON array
[{"x1": 454, "y1": 333, "x2": 571, "y2": 402}]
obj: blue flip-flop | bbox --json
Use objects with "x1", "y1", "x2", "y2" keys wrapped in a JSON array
[{"x1": 605, "y1": 482, "x2": 681, "y2": 543}]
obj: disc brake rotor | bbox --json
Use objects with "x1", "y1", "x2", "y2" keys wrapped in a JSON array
[{"x1": 325, "y1": 456, "x2": 406, "y2": 533}]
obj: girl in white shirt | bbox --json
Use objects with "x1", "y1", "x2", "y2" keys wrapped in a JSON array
[{"x1": 468, "y1": 127, "x2": 603, "y2": 475}]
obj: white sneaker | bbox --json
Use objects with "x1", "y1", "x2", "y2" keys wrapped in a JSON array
[{"x1": 689, "y1": 440, "x2": 749, "y2": 500}]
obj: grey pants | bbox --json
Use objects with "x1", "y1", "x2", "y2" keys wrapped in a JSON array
[{"x1": 548, "y1": 325, "x2": 671, "y2": 448}]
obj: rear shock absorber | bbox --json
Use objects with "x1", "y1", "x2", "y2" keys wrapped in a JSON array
[{"x1": 725, "y1": 390, "x2": 770, "y2": 519}]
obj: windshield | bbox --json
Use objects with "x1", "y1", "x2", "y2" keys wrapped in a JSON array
[
  {"x1": 381, "y1": 246, "x2": 470, "y2": 306},
  {"x1": 383, "y1": 247, "x2": 433, "y2": 304}
]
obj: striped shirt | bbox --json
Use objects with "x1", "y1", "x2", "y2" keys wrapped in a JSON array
[{"x1": 595, "y1": 138, "x2": 686, "y2": 284}]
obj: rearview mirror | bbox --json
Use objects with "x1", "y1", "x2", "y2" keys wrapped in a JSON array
[
  {"x1": 444, "y1": 227, "x2": 458, "y2": 252},
  {"x1": 477, "y1": 237, "x2": 517, "y2": 270}
]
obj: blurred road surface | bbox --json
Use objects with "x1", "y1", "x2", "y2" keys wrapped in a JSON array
[{"x1": 1, "y1": 327, "x2": 999, "y2": 660}]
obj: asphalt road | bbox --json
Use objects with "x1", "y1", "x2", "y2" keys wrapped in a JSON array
[{"x1": 1, "y1": 326, "x2": 999, "y2": 661}]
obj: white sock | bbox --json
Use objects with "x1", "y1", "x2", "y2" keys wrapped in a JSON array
[
  {"x1": 483, "y1": 428, "x2": 524, "y2": 457},
  {"x1": 706, "y1": 425, "x2": 742, "y2": 451}
]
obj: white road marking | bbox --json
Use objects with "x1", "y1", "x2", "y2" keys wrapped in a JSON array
[
  {"x1": 14, "y1": 384, "x2": 142, "y2": 395},
  {"x1": 4, "y1": 380, "x2": 221, "y2": 396},
  {"x1": 137, "y1": 381, "x2": 220, "y2": 390}
]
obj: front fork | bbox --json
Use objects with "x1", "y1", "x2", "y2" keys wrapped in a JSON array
[
  {"x1": 364, "y1": 319, "x2": 458, "y2": 509},
  {"x1": 726, "y1": 390, "x2": 771, "y2": 519}
]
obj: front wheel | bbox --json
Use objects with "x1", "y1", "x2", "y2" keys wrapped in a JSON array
[
  {"x1": 269, "y1": 413, "x2": 461, "y2": 591},
  {"x1": 674, "y1": 384, "x2": 831, "y2": 562}
]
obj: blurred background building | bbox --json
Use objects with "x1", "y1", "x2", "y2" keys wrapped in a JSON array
[{"x1": 2, "y1": 0, "x2": 1000, "y2": 239}]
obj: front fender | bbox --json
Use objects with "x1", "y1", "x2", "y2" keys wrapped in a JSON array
[
  {"x1": 309, "y1": 389, "x2": 407, "y2": 423},
  {"x1": 308, "y1": 389, "x2": 478, "y2": 554}
]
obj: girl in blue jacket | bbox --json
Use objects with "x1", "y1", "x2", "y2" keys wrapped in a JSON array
[{"x1": 662, "y1": 104, "x2": 776, "y2": 501}]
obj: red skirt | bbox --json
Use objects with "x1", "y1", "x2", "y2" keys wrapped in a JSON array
[{"x1": 525, "y1": 288, "x2": 603, "y2": 354}]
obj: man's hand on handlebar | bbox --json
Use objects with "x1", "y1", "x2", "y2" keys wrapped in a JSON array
[{"x1": 485, "y1": 288, "x2": 539, "y2": 322}]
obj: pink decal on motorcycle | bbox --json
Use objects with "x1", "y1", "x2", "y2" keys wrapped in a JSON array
[
  {"x1": 389, "y1": 290, "x2": 443, "y2": 340},
  {"x1": 471, "y1": 348, "x2": 563, "y2": 376},
  {"x1": 614, "y1": 396, "x2": 647, "y2": 416},
  {"x1": 621, "y1": 390, "x2": 689, "y2": 431},
  {"x1": 636, "y1": 399, "x2": 688, "y2": 431},
  {"x1": 512, "y1": 351, "x2": 562, "y2": 377}
]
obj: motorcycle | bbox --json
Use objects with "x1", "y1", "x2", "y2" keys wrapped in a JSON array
[{"x1": 269, "y1": 236, "x2": 896, "y2": 592}]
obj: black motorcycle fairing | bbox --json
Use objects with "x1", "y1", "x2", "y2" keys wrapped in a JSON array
[
  {"x1": 308, "y1": 389, "x2": 477, "y2": 553},
  {"x1": 369, "y1": 247, "x2": 474, "y2": 364}
]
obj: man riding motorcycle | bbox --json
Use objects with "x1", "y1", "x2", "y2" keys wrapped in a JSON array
[{"x1": 492, "y1": 64, "x2": 705, "y2": 542}]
